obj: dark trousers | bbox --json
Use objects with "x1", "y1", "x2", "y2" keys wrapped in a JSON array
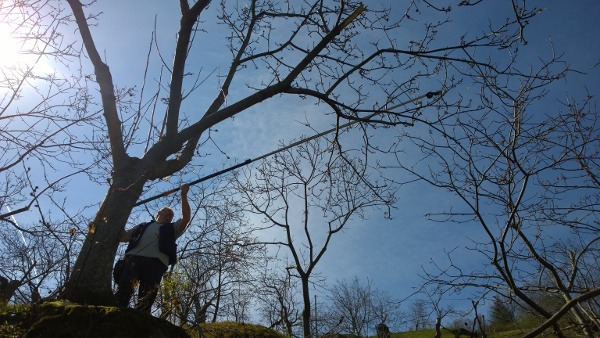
[{"x1": 115, "y1": 255, "x2": 168, "y2": 312}]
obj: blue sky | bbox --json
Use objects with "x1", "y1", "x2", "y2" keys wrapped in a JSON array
[{"x1": 2, "y1": 0, "x2": 600, "y2": 330}]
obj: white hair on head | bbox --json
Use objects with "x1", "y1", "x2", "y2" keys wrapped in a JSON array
[{"x1": 156, "y1": 206, "x2": 174, "y2": 219}]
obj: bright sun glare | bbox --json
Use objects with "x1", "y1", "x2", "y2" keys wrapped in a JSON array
[
  {"x1": 0, "y1": 25, "x2": 22, "y2": 67},
  {"x1": 0, "y1": 23, "x2": 50, "y2": 72}
]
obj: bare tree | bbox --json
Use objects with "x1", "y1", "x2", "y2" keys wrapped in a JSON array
[
  {"x1": 371, "y1": 288, "x2": 403, "y2": 334},
  {"x1": 0, "y1": 194, "x2": 90, "y2": 303},
  {"x1": 325, "y1": 277, "x2": 401, "y2": 336},
  {"x1": 394, "y1": 43, "x2": 600, "y2": 336},
  {"x1": 419, "y1": 283, "x2": 461, "y2": 338},
  {"x1": 408, "y1": 299, "x2": 430, "y2": 331},
  {"x1": 0, "y1": 0, "x2": 101, "y2": 214},
  {"x1": 327, "y1": 277, "x2": 373, "y2": 336},
  {"x1": 329, "y1": 277, "x2": 372, "y2": 336},
  {"x1": 256, "y1": 268, "x2": 301, "y2": 336},
  {"x1": 236, "y1": 137, "x2": 395, "y2": 337}
]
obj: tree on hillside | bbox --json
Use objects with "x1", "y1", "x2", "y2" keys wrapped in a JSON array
[
  {"x1": 396, "y1": 46, "x2": 600, "y2": 336},
  {"x1": 326, "y1": 277, "x2": 401, "y2": 336},
  {"x1": 2, "y1": 0, "x2": 547, "y2": 306},
  {"x1": 408, "y1": 299, "x2": 430, "y2": 331},
  {"x1": 488, "y1": 295, "x2": 517, "y2": 331},
  {"x1": 419, "y1": 282, "x2": 461, "y2": 338},
  {"x1": 370, "y1": 288, "x2": 403, "y2": 333},
  {"x1": 328, "y1": 277, "x2": 373, "y2": 336},
  {"x1": 256, "y1": 268, "x2": 301, "y2": 336}
]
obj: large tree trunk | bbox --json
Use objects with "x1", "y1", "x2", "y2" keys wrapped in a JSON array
[
  {"x1": 63, "y1": 1, "x2": 161, "y2": 304},
  {"x1": 63, "y1": 164, "x2": 147, "y2": 304}
]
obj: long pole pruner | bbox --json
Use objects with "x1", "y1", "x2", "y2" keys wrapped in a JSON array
[
  {"x1": 132, "y1": 90, "x2": 444, "y2": 207},
  {"x1": 133, "y1": 159, "x2": 253, "y2": 206}
]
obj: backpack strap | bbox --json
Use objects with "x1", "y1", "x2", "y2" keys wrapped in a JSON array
[
  {"x1": 124, "y1": 221, "x2": 152, "y2": 254},
  {"x1": 124, "y1": 220, "x2": 177, "y2": 266}
]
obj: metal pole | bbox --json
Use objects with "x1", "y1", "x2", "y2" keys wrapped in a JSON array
[
  {"x1": 132, "y1": 90, "x2": 443, "y2": 208},
  {"x1": 314, "y1": 294, "x2": 318, "y2": 338}
]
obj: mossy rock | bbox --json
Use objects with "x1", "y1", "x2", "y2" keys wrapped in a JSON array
[
  {"x1": 198, "y1": 321, "x2": 287, "y2": 338},
  {"x1": 19, "y1": 301, "x2": 189, "y2": 338}
]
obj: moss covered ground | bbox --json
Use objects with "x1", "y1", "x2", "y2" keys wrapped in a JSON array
[
  {"x1": 1, "y1": 301, "x2": 188, "y2": 337},
  {"x1": 1, "y1": 302, "x2": 288, "y2": 337}
]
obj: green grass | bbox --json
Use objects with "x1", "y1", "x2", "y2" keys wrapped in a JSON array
[
  {"x1": 389, "y1": 328, "x2": 456, "y2": 337},
  {"x1": 383, "y1": 327, "x2": 527, "y2": 338}
]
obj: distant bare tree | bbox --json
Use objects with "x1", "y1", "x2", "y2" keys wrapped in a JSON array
[
  {"x1": 256, "y1": 268, "x2": 301, "y2": 336},
  {"x1": 236, "y1": 137, "x2": 396, "y2": 337},
  {"x1": 371, "y1": 288, "x2": 403, "y2": 333},
  {"x1": 325, "y1": 277, "x2": 401, "y2": 336},
  {"x1": 327, "y1": 277, "x2": 373, "y2": 336},
  {"x1": 420, "y1": 284, "x2": 460, "y2": 338},
  {"x1": 408, "y1": 299, "x2": 430, "y2": 331}
]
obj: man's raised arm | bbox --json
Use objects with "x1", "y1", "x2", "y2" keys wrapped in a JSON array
[{"x1": 179, "y1": 183, "x2": 190, "y2": 232}]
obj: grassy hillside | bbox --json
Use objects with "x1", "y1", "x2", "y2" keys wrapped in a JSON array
[{"x1": 387, "y1": 327, "x2": 539, "y2": 337}]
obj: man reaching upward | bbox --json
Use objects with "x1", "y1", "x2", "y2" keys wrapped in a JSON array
[{"x1": 115, "y1": 183, "x2": 190, "y2": 312}]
